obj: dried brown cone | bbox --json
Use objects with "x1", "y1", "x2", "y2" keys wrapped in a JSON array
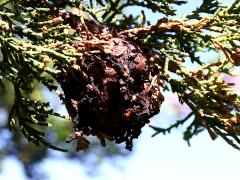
[{"x1": 57, "y1": 17, "x2": 164, "y2": 151}]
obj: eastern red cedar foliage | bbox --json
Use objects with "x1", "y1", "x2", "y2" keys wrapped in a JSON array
[{"x1": 0, "y1": 0, "x2": 240, "y2": 151}]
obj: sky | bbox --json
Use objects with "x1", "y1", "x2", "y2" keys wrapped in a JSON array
[
  {"x1": 0, "y1": 0, "x2": 240, "y2": 180},
  {"x1": 1, "y1": 96, "x2": 240, "y2": 180}
]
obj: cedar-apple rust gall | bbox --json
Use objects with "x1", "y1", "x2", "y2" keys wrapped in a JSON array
[{"x1": 57, "y1": 11, "x2": 164, "y2": 151}]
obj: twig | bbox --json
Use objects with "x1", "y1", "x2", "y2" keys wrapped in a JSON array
[{"x1": 150, "y1": 112, "x2": 194, "y2": 137}]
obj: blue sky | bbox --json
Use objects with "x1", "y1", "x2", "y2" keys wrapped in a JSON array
[
  {"x1": 1, "y1": 0, "x2": 240, "y2": 180},
  {"x1": 1, "y1": 97, "x2": 240, "y2": 180}
]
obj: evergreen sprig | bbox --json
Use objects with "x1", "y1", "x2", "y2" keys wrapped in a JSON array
[{"x1": 0, "y1": 0, "x2": 240, "y2": 151}]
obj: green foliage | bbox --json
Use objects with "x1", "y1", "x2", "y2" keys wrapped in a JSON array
[
  {"x1": 187, "y1": 0, "x2": 222, "y2": 19},
  {"x1": 0, "y1": 0, "x2": 240, "y2": 153}
]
